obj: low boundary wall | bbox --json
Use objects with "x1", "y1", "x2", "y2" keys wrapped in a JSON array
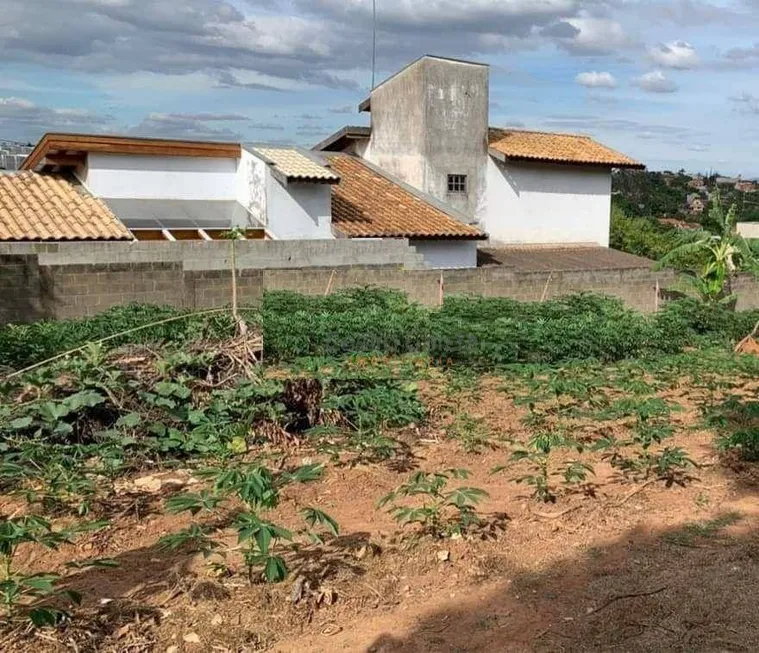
[{"x1": 3, "y1": 240, "x2": 750, "y2": 324}]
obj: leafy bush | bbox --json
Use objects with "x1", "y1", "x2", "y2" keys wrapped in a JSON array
[
  {"x1": 0, "y1": 304, "x2": 257, "y2": 371},
  {"x1": 610, "y1": 205, "x2": 683, "y2": 260},
  {"x1": 654, "y1": 299, "x2": 759, "y2": 346},
  {"x1": 493, "y1": 431, "x2": 593, "y2": 503},
  {"x1": 0, "y1": 515, "x2": 111, "y2": 626},
  {"x1": 3, "y1": 288, "x2": 759, "y2": 374},
  {"x1": 431, "y1": 294, "x2": 659, "y2": 365},
  {"x1": 323, "y1": 379, "x2": 425, "y2": 430},
  {"x1": 164, "y1": 463, "x2": 336, "y2": 583},
  {"x1": 262, "y1": 289, "x2": 430, "y2": 360},
  {"x1": 705, "y1": 396, "x2": 759, "y2": 461}
]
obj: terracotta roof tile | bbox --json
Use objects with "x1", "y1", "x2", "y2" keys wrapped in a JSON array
[
  {"x1": 0, "y1": 172, "x2": 132, "y2": 241},
  {"x1": 251, "y1": 147, "x2": 340, "y2": 182},
  {"x1": 488, "y1": 128, "x2": 644, "y2": 168},
  {"x1": 327, "y1": 155, "x2": 485, "y2": 240}
]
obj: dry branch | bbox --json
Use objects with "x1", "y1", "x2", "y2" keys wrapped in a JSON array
[{"x1": 588, "y1": 586, "x2": 668, "y2": 616}]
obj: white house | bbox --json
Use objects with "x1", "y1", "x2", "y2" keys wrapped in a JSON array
[
  {"x1": 315, "y1": 55, "x2": 643, "y2": 250},
  {"x1": 18, "y1": 132, "x2": 484, "y2": 267},
  {"x1": 21, "y1": 134, "x2": 341, "y2": 242},
  {"x1": 10, "y1": 55, "x2": 642, "y2": 269}
]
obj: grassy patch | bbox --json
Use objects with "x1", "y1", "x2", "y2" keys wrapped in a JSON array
[
  {"x1": 445, "y1": 413, "x2": 494, "y2": 454},
  {"x1": 662, "y1": 512, "x2": 743, "y2": 547}
]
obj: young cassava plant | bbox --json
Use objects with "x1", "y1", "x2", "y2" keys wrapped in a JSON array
[
  {"x1": 0, "y1": 515, "x2": 111, "y2": 627},
  {"x1": 163, "y1": 463, "x2": 338, "y2": 584},
  {"x1": 494, "y1": 431, "x2": 594, "y2": 503},
  {"x1": 378, "y1": 468, "x2": 488, "y2": 537}
]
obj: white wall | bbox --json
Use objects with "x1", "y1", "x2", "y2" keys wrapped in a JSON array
[
  {"x1": 409, "y1": 239, "x2": 478, "y2": 268},
  {"x1": 85, "y1": 153, "x2": 238, "y2": 200},
  {"x1": 236, "y1": 149, "x2": 267, "y2": 226},
  {"x1": 738, "y1": 222, "x2": 759, "y2": 239},
  {"x1": 265, "y1": 172, "x2": 333, "y2": 240},
  {"x1": 483, "y1": 157, "x2": 612, "y2": 246}
]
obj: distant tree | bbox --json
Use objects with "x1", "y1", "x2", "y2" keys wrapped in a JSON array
[{"x1": 612, "y1": 170, "x2": 686, "y2": 219}]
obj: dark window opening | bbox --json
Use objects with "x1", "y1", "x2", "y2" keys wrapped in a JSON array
[{"x1": 447, "y1": 174, "x2": 467, "y2": 193}]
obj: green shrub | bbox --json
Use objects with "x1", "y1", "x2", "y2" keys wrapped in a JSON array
[
  {"x1": 0, "y1": 304, "x2": 258, "y2": 371},
  {"x1": 610, "y1": 205, "x2": 682, "y2": 260},
  {"x1": 323, "y1": 380, "x2": 425, "y2": 429},
  {"x1": 431, "y1": 294, "x2": 657, "y2": 365},
  {"x1": 705, "y1": 396, "x2": 759, "y2": 461},
  {"x1": 654, "y1": 299, "x2": 759, "y2": 346},
  {"x1": 262, "y1": 289, "x2": 430, "y2": 360},
  {"x1": 3, "y1": 289, "x2": 758, "y2": 373}
]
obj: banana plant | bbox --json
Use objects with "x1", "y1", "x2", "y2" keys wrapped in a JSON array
[{"x1": 656, "y1": 190, "x2": 759, "y2": 304}]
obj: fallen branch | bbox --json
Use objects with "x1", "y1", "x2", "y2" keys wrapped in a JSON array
[
  {"x1": 614, "y1": 479, "x2": 657, "y2": 508},
  {"x1": 588, "y1": 586, "x2": 668, "y2": 616},
  {"x1": 530, "y1": 504, "x2": 581, "y2": 520}
]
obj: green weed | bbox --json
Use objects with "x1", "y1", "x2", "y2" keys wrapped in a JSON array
[
  {"x1": 662, "y1": 512, "x2": 742, "y2": 547},
  {"x1": 494, "y1": 432, "x2": 593, "y2": 503},
  {"x1": 164, "y1": 463, "x2": 336, "y2": 584},
  {"x1": 0, "y1": 515, "x2": 111, "y2": 626},
  {"x1": 445, "y1": 413, "x2": 493, "y2": 454},
  {"x1": 378, "y1": 469, "x2": 488, "y2": 537}
]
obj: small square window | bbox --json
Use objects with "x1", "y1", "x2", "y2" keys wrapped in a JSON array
[{"x1": 447, "y1": 174, "x2": 467, "y2": 193}]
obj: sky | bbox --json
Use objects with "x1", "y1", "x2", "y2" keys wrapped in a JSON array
[{"x1": 2, "y1": 1, "x2": 759, "y2": 175}]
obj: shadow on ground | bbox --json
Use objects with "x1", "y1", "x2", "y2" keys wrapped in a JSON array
[{"x1": 367, "y1": 502, "x2": 759, "y2": 653}]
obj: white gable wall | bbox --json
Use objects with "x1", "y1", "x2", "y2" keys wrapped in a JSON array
[
  {"x1": 483, "y1": 157, "x2": 611, "y2": 246},
  {"x1": 265, "y1": 173, "x2": 333, "y2": 240},
  {"x1": 84, "y1": 153, "x2": 238, "y2": 200}
]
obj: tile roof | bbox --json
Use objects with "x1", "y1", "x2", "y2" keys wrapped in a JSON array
[
  {"x1": 488, "y1": 128, "x2": 644, "y2": 169},
  {"x1": 327, "y1": 155, "x2": 486, "y2": 240},
  {"x1": 250, "y1": 147, "x2": 340, "y2": 182},
  {"x1": 479, "y1": 246, "x2": 654, "y2": 271},
  {"x1": 0, "y1": 172, "x2": 132, "y2": 241}
]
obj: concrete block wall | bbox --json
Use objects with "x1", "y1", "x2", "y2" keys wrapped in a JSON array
[
  {"x1": 733, "y1": 274, "x2": 759, "y2": 310},
  {"x1": 46, "y1": 262, "x2": 185, "y2": 319},
  {"x1": 0, "y1": 254, "x2": 47, "y2": 323},
  {"x1": 0, "y1": 240, "x2": 702, "y2": 325},
  {"x1": 259, "y1": 266, "x2": 670, "y2": 313},
  {"x1": 185, "y1": 269, "x2": 264, "y2": 310},
  {"x1": 0, "y1": 239, "x2": 426, "y2": 271}
]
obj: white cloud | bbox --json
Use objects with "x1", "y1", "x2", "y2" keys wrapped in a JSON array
[
  {"x1": 129, "y1": 113, "x2": 244, "y2": 140},
  {"x1": 0, "y1": 96, "x2": 114, "y2": 141},
  {"x1": 553, "y1": 18, "x2": 631, "y2": 55},
  {"x1": 633, "y1": 70, "x2": 679, "y2": 93},
  {"x1": 575, "y1": 71, "x2": 617, "y2": 88},
  {"x1": 0, "y1": 97, "x2": 36, "y2": 110},
  {"x1": 730, "y1": 92, "x2": 759, "y2": 114},
  {"x1": 648, "y1": 40, "x2": 699, "y2": 69}
]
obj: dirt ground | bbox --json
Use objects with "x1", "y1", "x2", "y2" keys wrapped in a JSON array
[{"x1": 5, "y1": 372, "x2": 759, "y2": 652}]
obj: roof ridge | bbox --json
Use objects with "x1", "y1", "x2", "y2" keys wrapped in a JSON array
[{"x1": 489, "y1": 126, "x2": 592, "y2": 139}]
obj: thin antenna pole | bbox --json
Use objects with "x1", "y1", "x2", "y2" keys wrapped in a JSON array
[{"x1": 371, "y1": 0, "x2": 377, "y2": 89}]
